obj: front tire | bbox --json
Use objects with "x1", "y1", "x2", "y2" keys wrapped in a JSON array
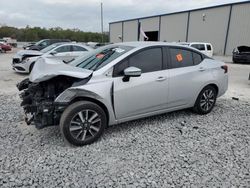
[
  {"x1": 60, "y1": 101, "x2": 107, "y2": 146},
  {"x1": 193, "y1": 85, "x2": 217, "y2": 114}
]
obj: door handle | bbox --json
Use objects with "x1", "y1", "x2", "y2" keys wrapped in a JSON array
[
  {"x1": 199, "y1": 67, "x2": 206, "y2": 72},
  {"x1": 156, "y1": 76, "x2": 167, "y2": 81}
]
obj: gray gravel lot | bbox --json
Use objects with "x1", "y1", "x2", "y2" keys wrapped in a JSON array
[{"x1": 0, "y1": 50, "x2": 250, "y2": 187}]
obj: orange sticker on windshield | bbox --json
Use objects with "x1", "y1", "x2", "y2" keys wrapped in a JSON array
[
  {"x1": 176, "y1": 54, "x2": 183, "y2": 62},
  {"x1": 96, "y1": 54, "x2": 105, "y2": 59}
]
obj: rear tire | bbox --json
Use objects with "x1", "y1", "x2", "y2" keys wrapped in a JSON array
[
  {"x1": 60, "y1": 101, "x2": 107, "y2": 146},
  {"x1": 193, "y1": 85, "x2": 217, "y2": 114}
]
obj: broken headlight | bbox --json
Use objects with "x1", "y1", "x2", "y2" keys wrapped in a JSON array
[{"x1": 55, "y1": 89, "x2": 76, "y2": 103}]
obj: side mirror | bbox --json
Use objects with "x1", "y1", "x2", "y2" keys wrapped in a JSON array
[
  {"x1": 50, "y1": 51, "x2": 57, "y2": 55},
  {"x1": 123, "y1": 66, "x2": 141, "y2": 82}
]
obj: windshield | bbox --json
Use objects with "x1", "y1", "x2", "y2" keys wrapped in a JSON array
[
  {"x1": 70, "y1": 45, "x2": 134, "y2": 71},
  {"x1": 40, "y1": 43, "x2": 62, "y2": 53},
  {"x1": 35, "y1": 39, "x2": 45, "y2": 46}
]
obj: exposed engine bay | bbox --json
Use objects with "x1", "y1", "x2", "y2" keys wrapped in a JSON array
[
  {"x1": 17, "y1": 76, "x2": 89, "y2": 129},
  {"x1": 236, "y1": 46, "x2": 250, "y2": 54}
]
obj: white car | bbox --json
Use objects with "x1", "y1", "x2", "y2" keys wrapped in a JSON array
[
  {"x1": 12, "y1": 43, "x2": 93, "y2": 73},
  {"x1": 179, "y1": 42, "x2": 213, "y2": 57}
]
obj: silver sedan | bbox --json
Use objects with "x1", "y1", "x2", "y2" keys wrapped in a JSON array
[{"x1": 18, "y1": 42, "x2": 228, "y2": 146}]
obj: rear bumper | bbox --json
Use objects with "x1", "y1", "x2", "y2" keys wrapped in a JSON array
[{"x1": 217, "y1": 73, "x2": 228, "y2": 98}]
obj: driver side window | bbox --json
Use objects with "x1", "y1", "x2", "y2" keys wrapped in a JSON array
[
  {"x1": 113, "y1": 59, "x2": 129, "y2": 77},
  {"x1": 113, "y1": 47, "x2": 163, "y2": 77}
]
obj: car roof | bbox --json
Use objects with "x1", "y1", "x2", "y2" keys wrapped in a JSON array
[
  {"x1": 115, "y1": 41, "x2": 188, "y2": 48},
  {"x1": 53, "y1": 42, "x2": 93, "y2": 50},
  {"x1": 188, "y1": 42, "x2": 212, "y2": 45},
  {"x1": 111, "y1": 41, "x2": 210, "y2": 58}
]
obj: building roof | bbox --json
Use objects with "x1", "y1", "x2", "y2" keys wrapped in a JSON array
[{"x1": 109, "y1": 0, "x2": 249, "y2": 24}]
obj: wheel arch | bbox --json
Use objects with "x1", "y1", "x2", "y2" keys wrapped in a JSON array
[
  {"x1": 69, "y1": 96, "x2": 110, "y2": 125},
  {"x1": 193, "y1": 83, "x2": 219, "y2": 105},
  {"x1": 198, "y1": 83, "x2": 219, "y2": 97},
  {"x1": 206, "y1": 83, "x2": 219, "y2": 95},
  {"x1": 29, "y1": 61, "x2": 36, "y2": 73},
  {"x1": 193, "y1": 83, "x2": 218, "y2": 114}
]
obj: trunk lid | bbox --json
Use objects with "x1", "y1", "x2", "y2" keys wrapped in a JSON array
[{"x1": 237, "y1": 46, "x2": 250, "y2": 54}]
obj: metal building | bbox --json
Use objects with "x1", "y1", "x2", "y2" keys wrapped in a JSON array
[{"x1": 109, "y1": 1, "x2": 250, "y2": 55}]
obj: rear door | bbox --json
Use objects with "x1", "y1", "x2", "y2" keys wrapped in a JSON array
[
  {"x1": 113, "y1": 47, "x2": 169, "y2": 120},
  {"x1": 167, "y1": 47, "x2": 208, "y2": 108}
]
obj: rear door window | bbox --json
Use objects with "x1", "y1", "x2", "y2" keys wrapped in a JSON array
[
  {"x1": 192, "y1": 52, "x2": 203, "y2": 65},
  {"x1": 169, "y1": 48, "x2": 193, "y2": 68}
]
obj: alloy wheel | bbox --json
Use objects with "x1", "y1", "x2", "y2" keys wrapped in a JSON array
[
  {"x1": 200, "y1": 89, "x2": 215, "y2": 112},
  {"x1": 69, "y1": 109, "x2": 101, "y2": 142}
]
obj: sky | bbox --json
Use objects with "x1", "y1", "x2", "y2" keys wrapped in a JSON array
[{"x1": 0, "y1": 0, "x2": 246, "y2": 32}]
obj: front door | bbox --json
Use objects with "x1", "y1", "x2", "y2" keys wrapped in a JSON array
[{"x1": 112, "y1": 47, "x2": 169, "y2": 120}]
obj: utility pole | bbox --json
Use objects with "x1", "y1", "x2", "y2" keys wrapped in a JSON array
[{"x1": 101, "y1": 2, "x2": 104, "y2": 43}]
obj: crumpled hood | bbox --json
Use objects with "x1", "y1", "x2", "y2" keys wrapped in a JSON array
[
  {"x1": 17, "y1": 50, "x2": 43, "y2": 57},
  {"x1": 29, "y1": 57, "x2": 93, "y2": 83}
]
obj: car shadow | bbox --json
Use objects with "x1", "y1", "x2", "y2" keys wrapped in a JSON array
[{"x1": 38, "y1": 99, "x2": 229, "y2": 147}]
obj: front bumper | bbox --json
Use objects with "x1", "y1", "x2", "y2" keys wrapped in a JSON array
[
  {"x1": 12, "y1": 58, "x2": 29, "y2": 73},
  {"x1": 17, "y1": 78, "x2": 68, "y2": 129},
  {"x1": 23, "y1": 101, "x2": 66, "y2": 129}
]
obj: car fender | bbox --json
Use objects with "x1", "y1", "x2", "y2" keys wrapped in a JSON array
[{"x1": 55, "y1": 78, "x2": 117, "y2": 125}]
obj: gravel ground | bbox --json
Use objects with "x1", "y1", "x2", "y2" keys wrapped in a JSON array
[
  {"x1": 0, "y1": 93, "x2": 249, "y2": 187},
  {"x1": 0, "y1": 51, "x2": 250, "y2": 187}
]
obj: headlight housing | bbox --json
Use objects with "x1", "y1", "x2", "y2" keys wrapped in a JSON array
[
  {"x1": 21, "y1": 56, "x2": 30, "y2": 63},
  {"x1": 55, "y1": 89, "x2": 76, "y2": 103}
]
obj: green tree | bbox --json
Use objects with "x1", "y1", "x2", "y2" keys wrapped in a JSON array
[{"x1": 0, "y1": 26, "x2": 109, "y2": 42}]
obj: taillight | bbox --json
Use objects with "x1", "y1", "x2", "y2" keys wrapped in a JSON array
[{"x1": 221, "y1": 65, "x2": 228, "y2": 73}]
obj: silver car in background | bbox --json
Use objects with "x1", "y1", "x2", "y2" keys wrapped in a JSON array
[
  {"x1": 17, "y1": 42, "x2": 228, "y2": 146},
  {"x1": 12, "y1": 43, "x2": 93, "y2": 73}
]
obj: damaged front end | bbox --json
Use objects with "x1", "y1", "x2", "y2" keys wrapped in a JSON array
[
  {"x1": 17, "y1": 57, "x2": 93, "y2": 129},
  {"x1": 18, "y1": 76, "x2": 83, "y2": 129}
]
